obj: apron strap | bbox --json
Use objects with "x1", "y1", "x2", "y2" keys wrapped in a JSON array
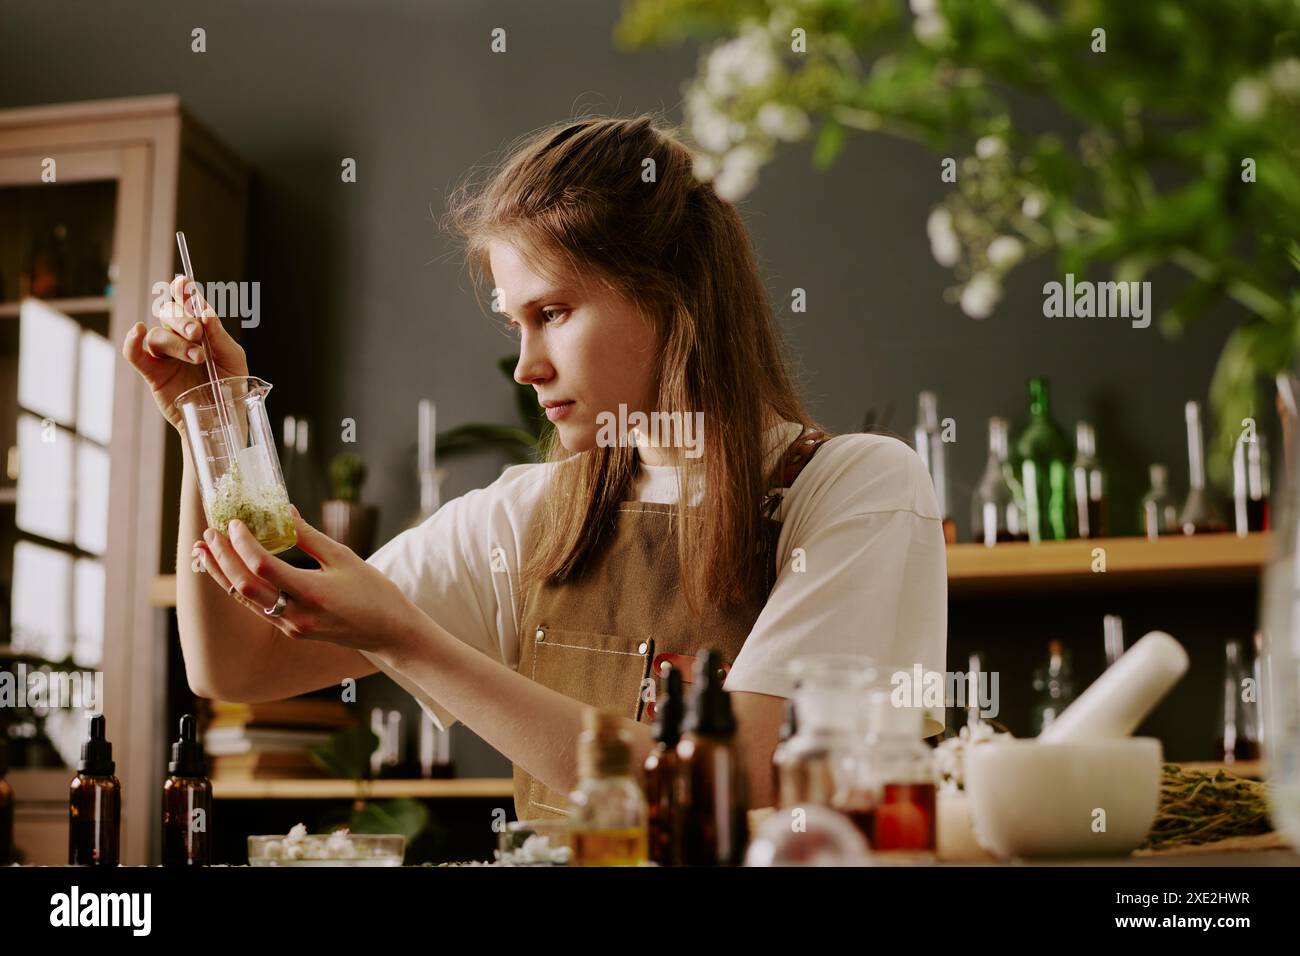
[{"x1": 761, "y1": 428, "x2": 833, "y2": 520}]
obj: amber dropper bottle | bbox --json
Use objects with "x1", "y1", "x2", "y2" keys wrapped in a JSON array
[
  {"x1": 162, "y1": 714, "x2": 212, "y2": 866},
  {"x1": 676, "y1": 649, "x2": 748, "y2": 866},
  {"x1": 69, "y1": 713, "x2": 120, "y2": 866},
  {"x1": 643, "y1": 663, "x2": 684, "y2": 866}
]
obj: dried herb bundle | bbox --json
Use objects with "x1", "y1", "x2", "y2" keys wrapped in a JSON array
[{"x1": 1142, "y1": 764, "x2": 1273, "y2": 850}]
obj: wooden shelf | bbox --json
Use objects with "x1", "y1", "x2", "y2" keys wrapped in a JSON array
[
  {"x1": 0, "y1": 296, "x2": 112, "y2": 318},
  {"x1": 150, "y1": 532, "x2": 1275, "y2": 606},
  {"x1": 947, "y1": 532, "x2": 1271, "y2": 595},
  {"x1": 211, "y1": 776, "x2": 514, "y2": 800}
]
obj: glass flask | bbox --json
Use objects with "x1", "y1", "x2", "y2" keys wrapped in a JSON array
[
  {"x1": 1140, "y1": 464, "x2": 1178, "y2": 540},
  {"x1": 1179, "y1": 400, "x2": 1227, "y2": 534},
  {"x1": 175, "y1": 376, "x2": 296, "y2": 554},
  {"x1": 1072, "y1": 421, "x2": 1107, "y2": 538},
  {"x1": 971, "y1": 417, "x2": 1027, "y2": 546},
  {"x1": 914, "y1": 391, "x2": 955, "y2": 543},
  {"x1": 744, "y1": 804, "x2": 872, "y2": 866},
  {"x1": 1233, "y1": 430, "x2": 1270, "y2": 534},
  {"x1": 1220, "y1": 638, "x2": 1261, "y2": 763}
]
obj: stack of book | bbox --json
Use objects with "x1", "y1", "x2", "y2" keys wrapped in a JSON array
[{"x1": 203, "y1": 698, "x2": 355, "y2": 781}]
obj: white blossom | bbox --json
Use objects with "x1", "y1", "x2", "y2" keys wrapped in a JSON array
[
  {"x1": 704, "y1": 25, "x2": 781, "y2": 99},
  {"x1": 688, "y1": 93, "x2": 737, "y2": 153},
  {"x1": 1229, "y1": 78, "x2": 1269, "y2": 120},
  {"x1": 713, "y1": 143, "x2": 767, "y2": 201},
  {"x1": 1021, "y1": 192, "x2": 1046, "y2": 219},
  {"x1": 692, "y1": 152, "x2": 720, "y2": 182},
  {"x1": 1269, "y1": 58, "x2": 1300, "y2": 96},
  {"x1": 987, "y1": 235, "x2": 1025, "y2": 270},
  {"x1": 960, "y1": 272, "x2": 1002, "y2": 319},
  {"x1": 909, "y1": 0, "x2": 938, "y2": 15},
  {"x1": 926, "y1": 207, "x2": 961, "y2": 268},
  {"x1": 975, "y1": 135, "x2": 1005, "y2": 160},
  {"x1": 757, "y1": 102, "x2": 811, "y2": 142},
  {"x1": 914, "y1": 13, "x2": 948, "y2": 47}
]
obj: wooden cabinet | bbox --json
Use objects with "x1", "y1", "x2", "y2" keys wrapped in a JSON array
[{"x1": 0, "y1": 95, "x2": 249, "y2": 864}]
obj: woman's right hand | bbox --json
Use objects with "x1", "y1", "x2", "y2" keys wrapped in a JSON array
[{"x1": 121, "y1": 275, "x2": 249, "y2": 432}]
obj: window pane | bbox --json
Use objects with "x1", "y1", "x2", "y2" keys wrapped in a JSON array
[
  {"x1": 16, "y1": 413, "x2": 73, "y2": 543},
  {"x1": 78, "y1": 331, "x2": 115, "y2": 445},
  {"x1": 12, "y1": 539, "x2": 72, "y2": 661},
  {"x1": 73, "y1": 558, "x2": 105, "y2": 669},
  {"x1": 18, "y1": 299, "x2": 78, "y2": 425},
  {"x1": 75, "y1": 439, "x2": 110, "y2": 555}
]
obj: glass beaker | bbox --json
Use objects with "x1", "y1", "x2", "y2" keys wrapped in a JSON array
[{"x1": 175, "y1": 376, "x2": 297, "y2": 555}]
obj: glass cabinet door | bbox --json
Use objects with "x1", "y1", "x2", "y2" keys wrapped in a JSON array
[{"x1": 0, "y1": 150, "x2": 136, "y2": 775}]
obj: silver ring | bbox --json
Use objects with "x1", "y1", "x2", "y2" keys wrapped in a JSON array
[{"x1": 264, "y1": 590, "x2": 289, "y2": 617}]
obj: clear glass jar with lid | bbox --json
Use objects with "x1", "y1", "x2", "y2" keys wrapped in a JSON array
[
  {"x1": 845, "y1": 687, "x2": 938, "y2": 857},
  {"x1": 774, "y1": 655, "x2": 877, "y2": 817}
]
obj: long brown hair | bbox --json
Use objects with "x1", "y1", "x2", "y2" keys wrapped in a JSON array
[{"x1": 445, "y1": 114, "x2": 820, "y2": 611}]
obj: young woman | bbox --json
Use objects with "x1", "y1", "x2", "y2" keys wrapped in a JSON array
[{"x1": 122, "y1": 116, "x2": 946, "y2": 819}]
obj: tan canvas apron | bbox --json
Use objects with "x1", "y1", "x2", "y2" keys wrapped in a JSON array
[{"x1": 512, "y1": 428, "x2": 831, "y2": 820}]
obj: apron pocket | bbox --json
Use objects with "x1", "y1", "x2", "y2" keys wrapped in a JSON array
[
  {"x1": 525, "y1": 625, "x2": 654, "y2": 817},
  {"x1": 528, "y1": 624, "x2": 654, "y2": 722}
]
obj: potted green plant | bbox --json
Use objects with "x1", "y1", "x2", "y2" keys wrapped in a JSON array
[{"x1": 322, "y1": 453, "x2": 379, "y2": 557}]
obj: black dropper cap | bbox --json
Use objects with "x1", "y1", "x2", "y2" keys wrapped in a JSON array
[
  {"x1": 652, "y1": 664, "x2": 684, "y2": 747},
  {"x1": 682, "y1": 649, "x2": 736, "y2": 737},
  {"x1": 0, "y1": 736, "x2": 8, "y2": 776},
  {"x1": 168, "y1": 714, "x2": 207, "y2": 777},
  {"x1": 77, "y1": 714, "x2": 115, "y2": 776}
]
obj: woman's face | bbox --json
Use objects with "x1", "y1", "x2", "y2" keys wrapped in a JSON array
[{"x1": 491, "y1": 240, "x2": 661, "y2": 458}]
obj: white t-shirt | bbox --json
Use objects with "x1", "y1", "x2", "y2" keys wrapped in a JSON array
[{"x1": 361, "y1": 421, "x2": 948, "y2": 732}]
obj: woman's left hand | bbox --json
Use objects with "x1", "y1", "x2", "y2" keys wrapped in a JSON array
[{"x1": 192, "y1": 505, "x2": 422, "y2": 658}]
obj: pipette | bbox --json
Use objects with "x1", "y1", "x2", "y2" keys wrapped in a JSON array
[{"x1": 175, "y1": 231, "x2": 238, "y2": 476}]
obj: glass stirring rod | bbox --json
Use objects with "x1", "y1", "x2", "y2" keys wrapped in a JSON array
[{"x1": 175, "y1": 231, "x2": 237, "y2": 464}]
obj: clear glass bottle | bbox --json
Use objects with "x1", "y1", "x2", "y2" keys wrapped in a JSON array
[
  {"x1": 914, "y1": 391, "x2": 955, "y2": 543},
  {"x1": 1220, "y1": 639, "x2": 1261, "y2": 763},
  {"x1": 1015, "y1": 377, "x2": 1073, "y2": 542},
  {"x1": 1233, "y1": 429, "x2": 1270, "y2": 535},
  {"x1": 568, "y1": 708, "x2": 648, "y2": 866},
  {"x1": 1072, "y1": 421, "x2": 1107, "y2": 538},
  {"x1": 1031, "y1": 640, "x2": 1075, "y2": 735},
  {"x1": 1179, "y1": 401, "x2": 1227, "y2": 534},
  {"x1": 971, "y1": 417, "x2": 1027, "y2": 546},
  {"x1": 1103, "y1": 614, "x2": 1126, "y2": 668},
  {"x1": 851, "y1": 690, "x2": 937, "y2": 856},
  {"x1": 1140, "y1": 464, "x2": 1178, "y2": 540}
]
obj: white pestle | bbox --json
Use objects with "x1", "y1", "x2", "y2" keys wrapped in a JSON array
[{"x1": 1038, "y1": 631, "x2": 1188, "y2": 742}]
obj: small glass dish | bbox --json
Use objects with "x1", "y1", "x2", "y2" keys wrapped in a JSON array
[
  {"x1": 497, "y1": 819, "x2": 571, "y2": 866},
  {"x1": 248, "y1": 832, "x2": 405, "y2": 866}
]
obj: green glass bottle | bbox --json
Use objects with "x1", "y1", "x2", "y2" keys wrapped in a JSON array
[{"x1": 1016, "y1": 377, "x2": 1074, "y2": 542}]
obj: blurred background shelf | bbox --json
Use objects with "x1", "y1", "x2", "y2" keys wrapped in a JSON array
[
  {"x1": 946, "y1": 532, "x2": 1271, "y2": 595},
  {"x1": 151, "y1": 532, "x2": 1276, "y2": 606},
  {"x1": 210, "y1": 776, "x2": 514, "y2": 800}
]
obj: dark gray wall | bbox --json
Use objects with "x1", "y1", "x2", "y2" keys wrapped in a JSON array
[{"x1": 1, "y1": 0, "x2": 1249, "y2": 769}]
